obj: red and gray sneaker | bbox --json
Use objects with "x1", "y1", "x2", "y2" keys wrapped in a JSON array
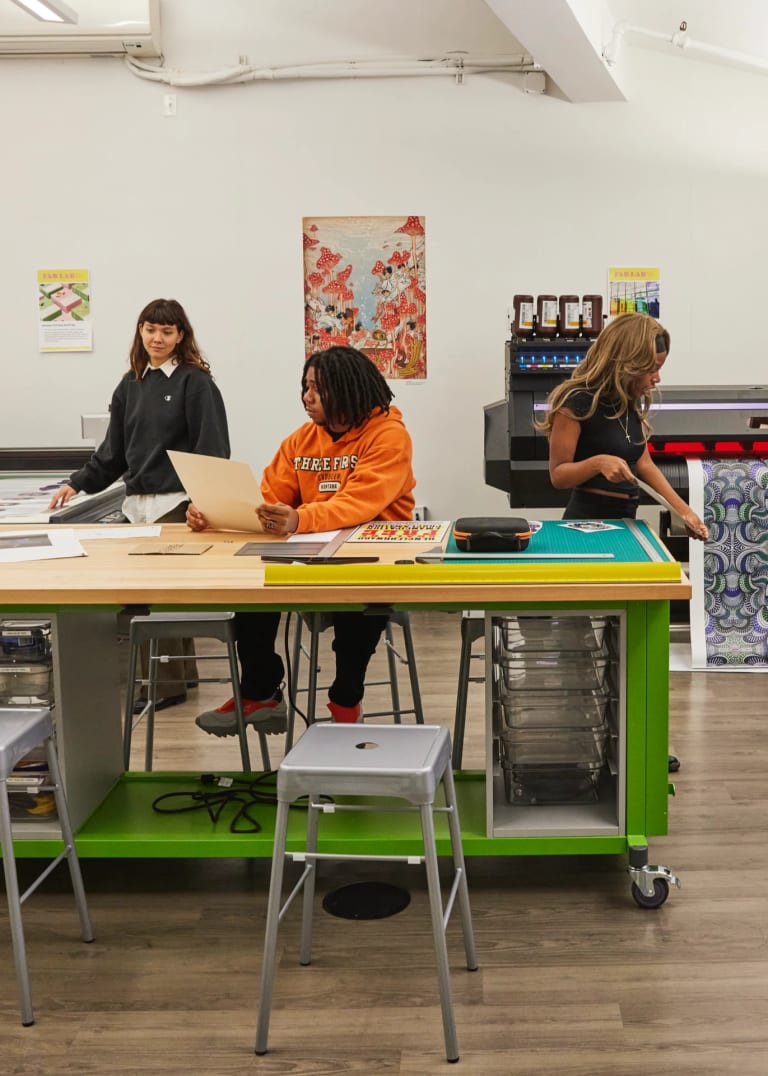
[{"x1": 195, "y1": 692, "x2": 287, "y2": 737}]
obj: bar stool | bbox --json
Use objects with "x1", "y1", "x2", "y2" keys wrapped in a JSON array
[
  {"x1": 285, "y1": 610, "x2": 425, "y2": 749},
  {"x1": 123, "y1": 612, "x2": 271, "y2": 773},
  {"x1": 452, "y1": 611, "x2": 485, "y2": 769},
  {"x1": 255, "y1": 723, "x2": 478, "y2": 1063},
  {"x1": 0, "y1": 707, "x2": 94, "y2": 1026}
]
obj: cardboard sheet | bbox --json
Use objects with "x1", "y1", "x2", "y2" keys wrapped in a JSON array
[{"x1": 167, "y1": 451, "x2": 265, "y2": 533}]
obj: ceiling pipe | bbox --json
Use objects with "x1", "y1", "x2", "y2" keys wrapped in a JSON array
[
  {"x1": 603, "y1": 20, "x2": 768, "y2": 76},
  {"x1": 126, "y1": 53, "x2": 540, "y2": 88}
]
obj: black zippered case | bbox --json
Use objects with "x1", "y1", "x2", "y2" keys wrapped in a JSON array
[{"x1": 453, "y1": 517, "x2": 532, "y2": 553}]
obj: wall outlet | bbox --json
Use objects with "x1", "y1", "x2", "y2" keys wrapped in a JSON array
[{"x1": 413, "y1": 505, "x2": 429, "y2": 521}]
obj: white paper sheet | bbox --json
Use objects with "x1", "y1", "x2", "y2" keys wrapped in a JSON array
[
  {"x1": 0, "y1": 529, "x2": 86, "y2": 563},
  {"x1": 167, "y1": 451, "x2": 265, "y2": 533},
  {"x1": 287, "y1": 530, "x2": 340, "y2": 543}
]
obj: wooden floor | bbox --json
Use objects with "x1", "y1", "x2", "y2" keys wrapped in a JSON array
[{"x1": 2, "y1": 611, "x2": 768, "y2": 1074}]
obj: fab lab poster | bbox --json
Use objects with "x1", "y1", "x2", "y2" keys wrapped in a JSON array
[
  {"x1": 608, "y1": 267, "x2": 660, "y2": 319},
  {"x1": 38, "y1": 269, "x2": 92, "y2": 352},
  {"x1": 303, "y1": 216, "x2": 426, "y2": 380}
]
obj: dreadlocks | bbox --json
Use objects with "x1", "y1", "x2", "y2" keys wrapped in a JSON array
[{"x1": 303, "y1": 346, "x2": 394, "y2": 430}]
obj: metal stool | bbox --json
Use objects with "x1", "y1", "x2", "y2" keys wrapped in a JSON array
[
  {"x1": 285, "y1": 610, "x2": 425, "y2": 749},
  {"x1": 123, "y1": 612, "x2": 270, "y2": 773},
  {"x1": 0, "y1": 707, "x2": 93, "y2": 1026},
  {"x1": 255, "y1": 723, "x2": 478, "y2": 1063},
  {"x1": 452, "y1": 612, "x2": 485, "y2": 769}
]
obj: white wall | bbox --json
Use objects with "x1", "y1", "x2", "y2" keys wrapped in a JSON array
[{"x1": 2, "y1": 0, "x2": 768, "y2": 520}]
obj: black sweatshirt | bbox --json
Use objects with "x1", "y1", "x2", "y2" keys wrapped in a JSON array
[{"x1": 70, "y1": 364, "x2": 230, "y2": 496}]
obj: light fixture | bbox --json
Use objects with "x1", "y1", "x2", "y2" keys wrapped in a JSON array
[{"x1": 8, "y1": 0, "x2": 79, "y2": 23}]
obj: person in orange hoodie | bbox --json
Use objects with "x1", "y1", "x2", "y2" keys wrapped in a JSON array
[{"x1": 187, "y1": 345, "x2": 415, "y2": 737}]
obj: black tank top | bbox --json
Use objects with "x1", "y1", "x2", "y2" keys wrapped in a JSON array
[{"x1": 564, "y1": 389, "x2": 645, "y2": 497}]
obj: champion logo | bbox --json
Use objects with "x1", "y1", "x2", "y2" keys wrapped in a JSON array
[{"x1": 164, "y1": 395, "x2": 172, "y2": 401}]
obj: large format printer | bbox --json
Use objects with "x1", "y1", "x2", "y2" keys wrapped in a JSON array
[
  {"x1": 0, "y1": 447, "x2": 125, "y2": 524},
  {"x1": 485, "y1": 335, "x2": 768, "y2": 558}
]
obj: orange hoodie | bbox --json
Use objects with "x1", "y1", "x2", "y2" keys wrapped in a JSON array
[{"x1": 260, "y1": 405, "x2": 415, "y2": 533}]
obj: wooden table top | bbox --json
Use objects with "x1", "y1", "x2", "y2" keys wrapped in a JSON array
[{"x1": 0, "y1": 523, "x2": 692, "y2": 607}]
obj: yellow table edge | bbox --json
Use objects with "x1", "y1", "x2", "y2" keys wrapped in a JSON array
[{"x1": 264, "y1": 561, "x2": 682, "y2": 587}]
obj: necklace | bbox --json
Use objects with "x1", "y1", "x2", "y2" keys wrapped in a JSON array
[{"x1": 618, "y1": 408, "x2": 632, "y2": 442}]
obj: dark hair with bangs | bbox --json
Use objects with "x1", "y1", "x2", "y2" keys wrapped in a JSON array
[
  {"x1": 303, "y1": 346, "x2": 394, "y2": 429},
  {"x1": 129, "y1": 298, "x2": 210, "y2": 379}
]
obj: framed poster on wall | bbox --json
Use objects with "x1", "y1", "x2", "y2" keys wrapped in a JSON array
[
  {"x1": 608, "y1": 267, "x2": 660, "y2": 319},
  {"x1": 38, "y1": 268, "x2": 92, "y2": 352},
  {"x1": 303, "y1": 215, "x2": 426, "y2": 380}
]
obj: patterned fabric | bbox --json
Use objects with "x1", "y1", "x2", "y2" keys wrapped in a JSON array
[{"x1": 699, "y1": 459, "x2": 768, "y2": 666}]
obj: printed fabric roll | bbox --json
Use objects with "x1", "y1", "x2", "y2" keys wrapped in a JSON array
[{"x1": 687, "y1": 458, "x2": 768, "y2": 668}]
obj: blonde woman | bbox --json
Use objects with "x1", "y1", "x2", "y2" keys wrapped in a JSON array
[
  {"x1": 537, "y1": 312, "x2": 708, "y2": 538},
  {"x1": 538, "y1": 312, "x2": 706, "y2": 774}
]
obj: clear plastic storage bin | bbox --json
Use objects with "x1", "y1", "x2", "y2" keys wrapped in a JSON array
[
  {"x1": 496, "y1": 653, "x2": 610, "y2": 693},
  {"x1": 499, "y1": 725, "x2": 608, "y2": 768},
  {"x1": 0, "y1": 621, "x2": 52, "y2": 662},
  {"x1": 495, "y1": 616, "x2": 608, "y2": 654},
  {"x1": 497, "y1": 689, "x2": 612, "y2": 729},
  {"x1": 501, "y1": 760, "x2": 603, "y2": 805},
  {"x1": 0, "y1": 664, "x2": 53, "y2": 704}
]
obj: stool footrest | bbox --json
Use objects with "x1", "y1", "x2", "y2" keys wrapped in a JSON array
[
  {"x1": 443, "y1": 869, "x2": 464, "y2": 930},
  {"x1": 133, "y1": 676, "x2": 233, "y2": 686},
  {"x1": 278, "y1": 865, "x2": 315, "y2": 926},
  {"x1": 308, "y1": 800, "x2": 452, "y2": 815},
  {"x1": 363, "y1": 708, "x2": 419, "y2": 720},
  {"x1": 19, "y1": 849, "x2": 70, "y2": 906},
  {"x1": 289, "y1": 851, "x2": 426, "y2": 865}
]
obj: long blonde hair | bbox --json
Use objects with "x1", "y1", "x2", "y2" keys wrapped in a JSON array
[{"x1": 535, "y1": 312, "x2": 669, "y2": 439}]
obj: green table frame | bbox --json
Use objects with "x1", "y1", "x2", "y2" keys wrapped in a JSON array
[{"x1": 9, "y1": 597, "x2": 671, "y2": 876}]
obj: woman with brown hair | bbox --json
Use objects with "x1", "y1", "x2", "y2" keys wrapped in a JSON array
[
  {"x1": 49, "y1": 298, "x2": 230, "y2": 710},
  {"x1": 49, "y1": 297, "x2": 228, "y2": 523}
]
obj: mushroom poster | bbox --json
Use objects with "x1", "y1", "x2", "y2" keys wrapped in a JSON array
[{"x1": 303, "y1": 215, "x2": 426, "y2": 380}]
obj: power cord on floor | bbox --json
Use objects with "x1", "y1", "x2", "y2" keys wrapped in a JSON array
[
  {"x1": 151, "y1": 771, "x2": 333, "y2": 833},
  {"x1": 151, "y1": 611, "x2": 326, "y2": 832},
  {"x1": 151, "y1": 772, "x2": 278, "y2": 833}
]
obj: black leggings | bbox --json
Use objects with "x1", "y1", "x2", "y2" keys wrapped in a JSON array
[
  {"x1": 234, "y1": 610, "x2": 389, "y2": 707},
  {"x1": 563, "y1": 490, "x2": 639, "y2": 521}
]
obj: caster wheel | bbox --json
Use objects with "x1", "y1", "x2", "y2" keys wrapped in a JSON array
[{"x1": 631, "y1": 878, "x2": 670, "y2": 909}]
